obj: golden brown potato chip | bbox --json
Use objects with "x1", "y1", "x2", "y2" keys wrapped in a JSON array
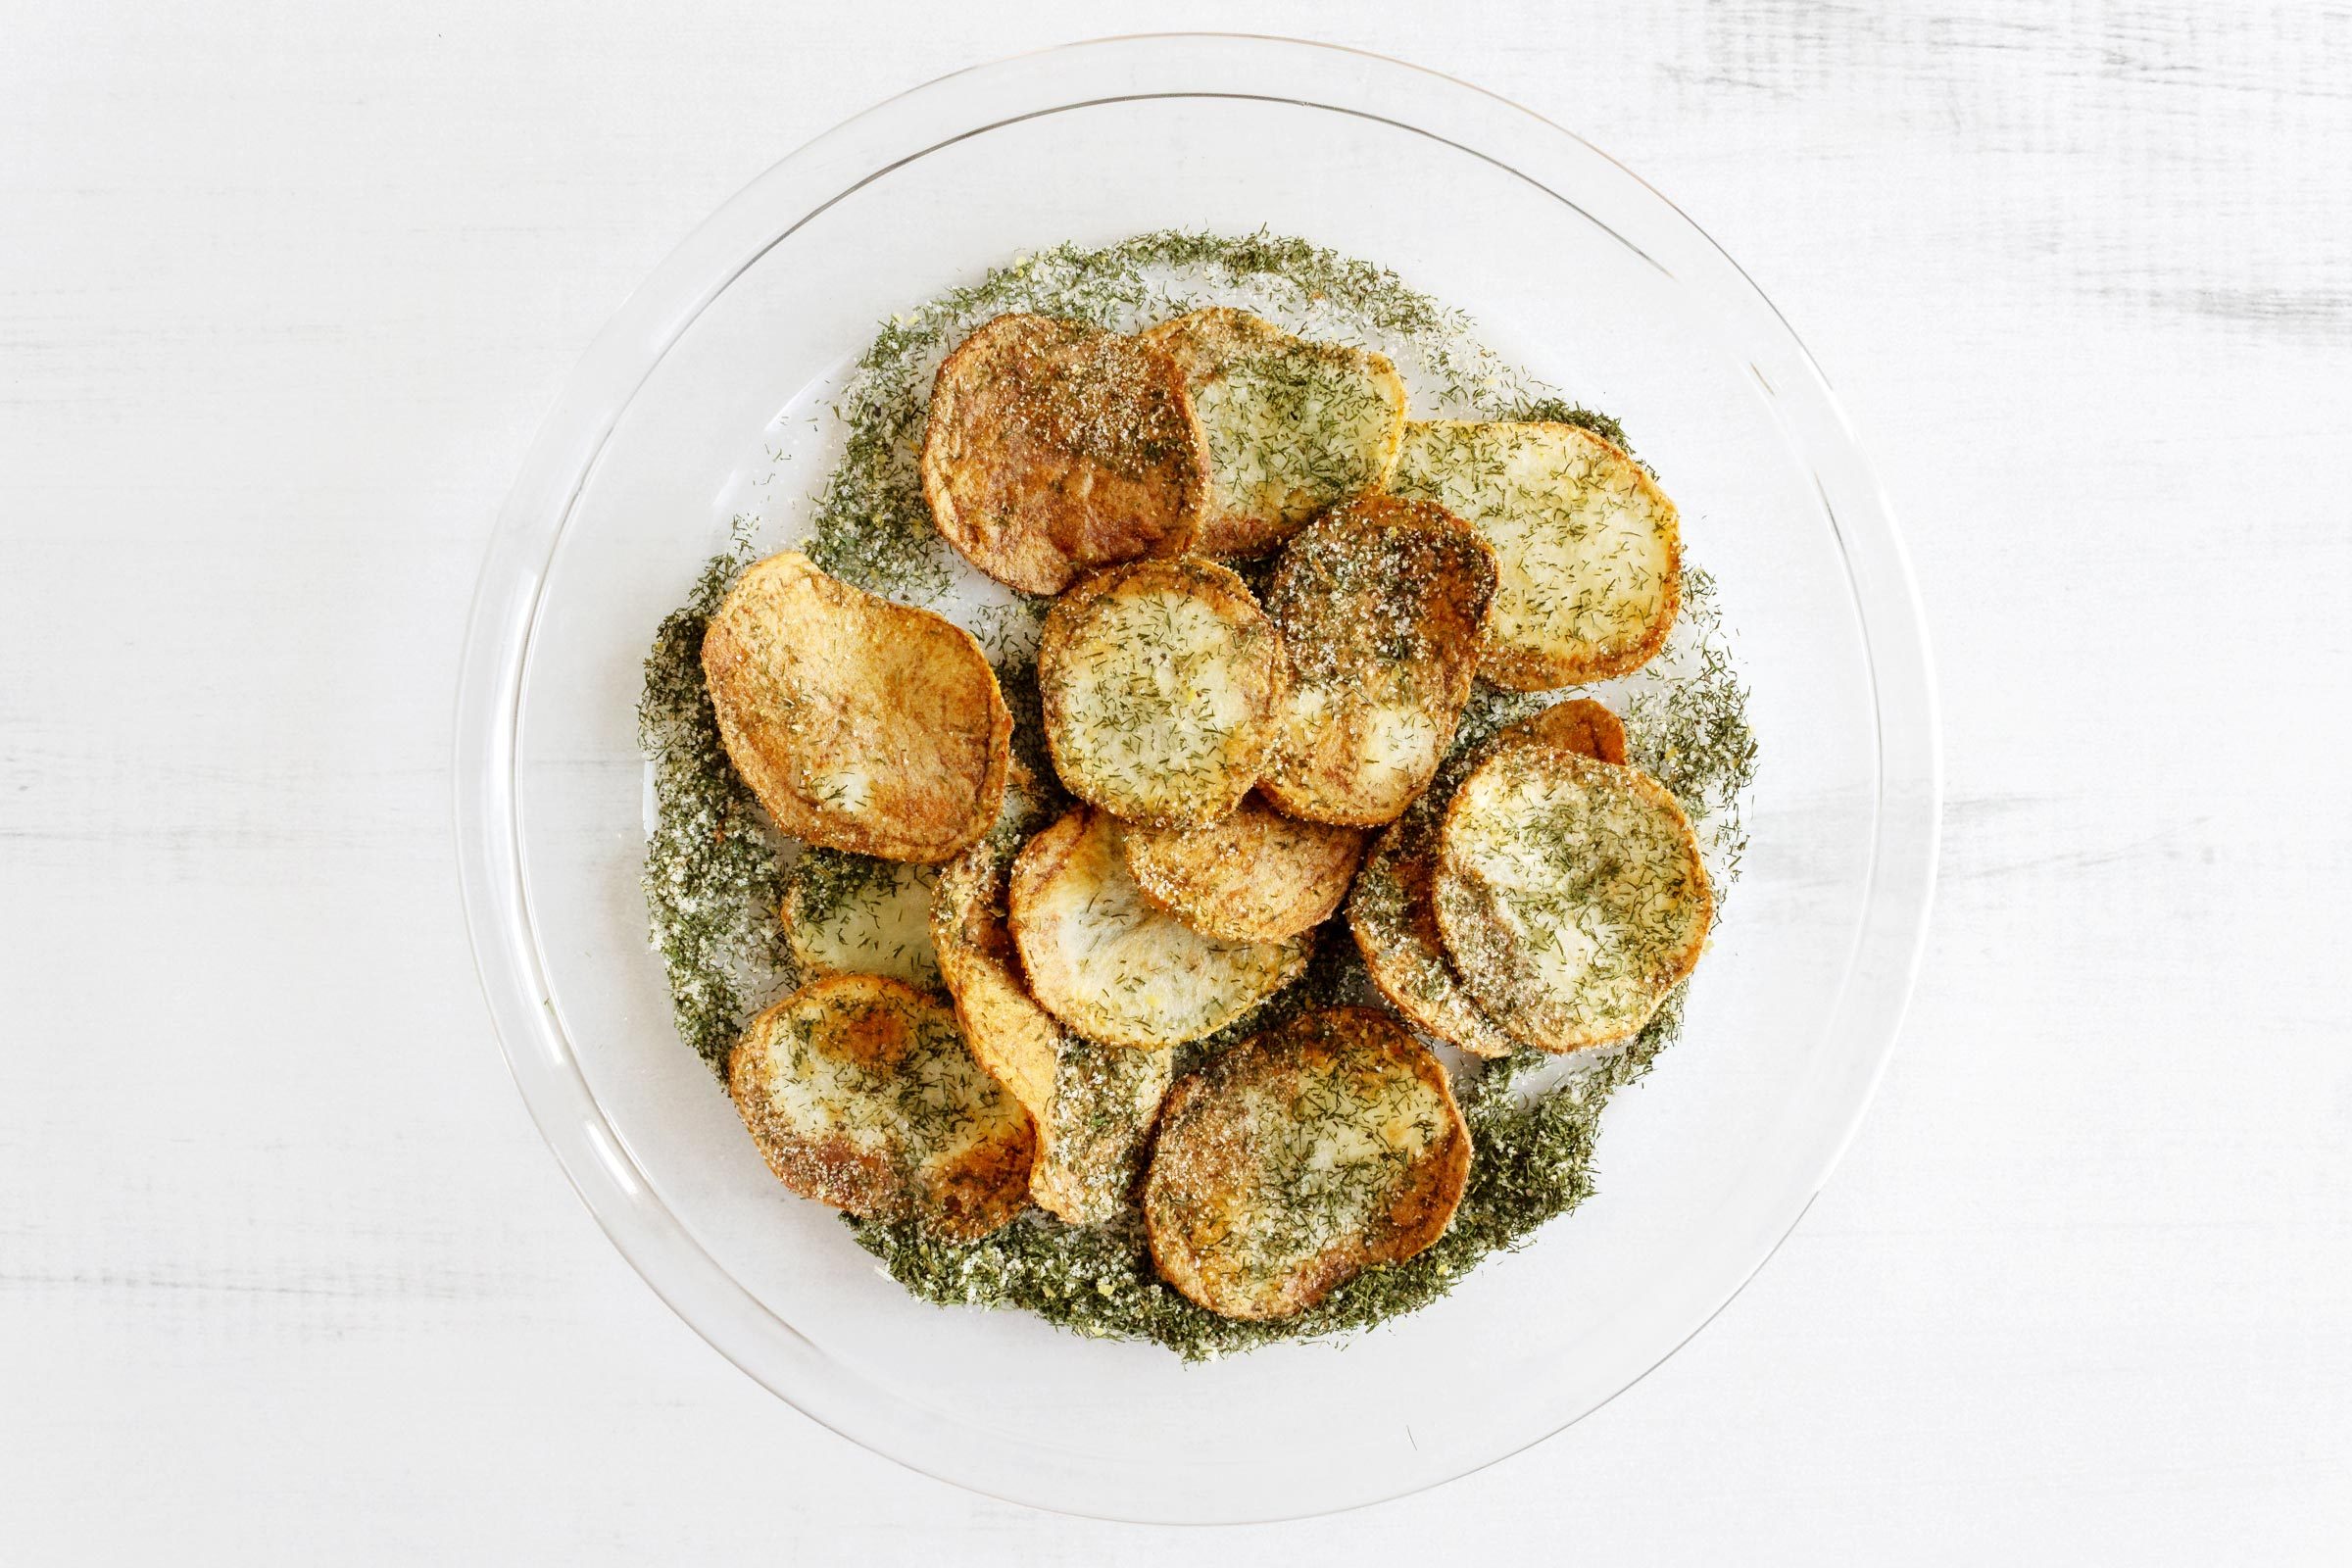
[
  {"x1": 1501, "y1": 696, "x2": 1629, "y2": 764},
  {"x1": 930, "y1": 788, "x2": 1171, "y2": 1224},
  {"x1": 781, "y1": 850, "x2": 941, "y2": 992},
  {"x1": 1258, "y1": 494, "x2": 1496, "y2": 826},
  {"x1": 1347, "y1": 795, "x2": 1519, "y2": 1060},
  {"x1": 1141, "y1": 307, "x2": 1407, "y2": 558},
  {"x1": 931, "y1": 821, "x2": 1059, "y2": 1116},
  {"x1": 1390, "y1": 420, "x2": 1681, "y2": 690},
  {"x1": 1143, "y1": 1006, "x2": 1471, "y2": 1320},
  {"x1": 1122, "y1": 792, "x2": 1364, "y2": 942},
  {"x1": 1037, "y1": 557, "x2": 1284, "y2": 828},
  {"x1": 702, "y1": 551, "x2": 1009, "y2": 863},
  {"x1": 727, "y1": 974, "x2": 1033, "y2": 1240},
  {"x1": 919, "y1": 314, "x2": 1207, "y2": 595},
  {"x1": 1028, "y1": 1040, "x2": 1174, "y2": 1225},
  {"x1": 1007, "y1": 808, "x2": 1309, "y2": 1050},
  {"x1": 1432, "y1": 744, "x2": 1711, "y2": 1054}
]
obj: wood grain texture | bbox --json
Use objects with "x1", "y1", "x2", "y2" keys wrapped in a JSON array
[{"x1": 2, "y1": 1, "x2": 2347, "y2": 1562}]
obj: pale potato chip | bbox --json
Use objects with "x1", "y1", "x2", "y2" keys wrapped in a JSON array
[
  {"x1": 1007, "y1": 808, "x2": 1309, "y2": 1050},
  {"x1": 1348, "y1": 696, "x2": 1632, "y2": 1057},
  {"x1": 781, "y1": 850, "x2": 941, "y2": 992},
  {"x1": 1142, "y1": 307, "x2": 1406, "y2": 558},
  {"x1": 1391, "y1": 420, "x2": 1680, "y2": 690},
  {"x1": 1038, "y1": 557, "x2": 1284, "y2": 829},
  {"x1": 930, "y1": 788, "x2": 1171, "y2": 1224}
]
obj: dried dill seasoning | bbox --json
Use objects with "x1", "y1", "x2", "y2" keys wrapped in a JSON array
[
  {"x1": 637, "y1": 530, "x2": 791, "y2": 1075},
  {"x1": 1506, "y1": 394, "x2": 1636, "y2": 455},
  {"x1": 1623, "y1": 568, "x2": 1759, "y2": 887}
]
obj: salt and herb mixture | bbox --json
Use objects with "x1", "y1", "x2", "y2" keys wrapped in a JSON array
[
  {"x1": 637, "y1": 232, "x2": 1756, "y2": 1359},
  {"x1": 639, "y1": 531, "x2": 788, "y2": 1075}
]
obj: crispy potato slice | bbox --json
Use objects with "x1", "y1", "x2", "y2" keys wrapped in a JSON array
[
  {"x1": 1122, "y1": 792, "x2": 1364, "y2": 942},
  {"x1": 1143, "y1": 1006, "x2": 1471, "y2": 1320},
  {"x1": 919, "y1": 314, "x2": 1207, "y2": 595},
  {"x1": 1008, "y1": 808, "x2": 1309, "y2": 1050},
  {"x1": 1390, "y1": 420, "x2": 1681, "y2": 690},
  {"x1": 931, "y1": 827, "x2": 1059, "y2": 1115},
  {"x1": 1029, "y1": 1040, "x2": 1175, "y2": 1224},
  {"x1": 927, "y1": 752, "x2": 1063, "y2": 1111},
  {"x1": 1433, "y1": 744, "x2": 1711, "y2": 1054},
  {"x1": 727, "y1": 974, "x2": 1033, "y2": 1240},
  {"x1": 1347, "y1": 795, "x2": 1519, "y2": 1060},
  {"x1": 1037, "y1": 557, "x2": 1284, "y2": 828},
  {"x1": 1141, "y1": 307, "x2": 1407, "y2": 558},
  {"x1": 1501, "y1": 696, "x2": 1629, "y2": 764},
  {"x1": 1258, "y1": 494, "x2": 1497, "y2": 826},
  {"x1": 930, "y1": 786, "x2": 1172, "y2": 1224},
  {"x1": 1348, "y1": 697, "x2": 1631, "y2": 1056},
  {"x1": 781, "y1": 850, "x2": 941, "y2": 992},
  {"x1": 702, "y1": 551, "x2": 1009, "y2": 863}
]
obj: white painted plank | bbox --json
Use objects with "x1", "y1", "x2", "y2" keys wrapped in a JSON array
[{"x1": 2, "y1": 1, "x2": 2346, "y2": 1561}]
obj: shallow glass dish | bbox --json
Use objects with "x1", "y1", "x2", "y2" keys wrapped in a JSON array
[{"x1": 455, "y1": 34, "x2": 1938, "y2": 1523}]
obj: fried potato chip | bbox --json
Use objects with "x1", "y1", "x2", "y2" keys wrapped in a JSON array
[
  {"x1": 1037, "y1": 557, "x2": 1284, "y2": 828},
  {"x1": 702, "y1": 551, "x2": 1009, "y2": 863},
  {"x1": 926, "y1": 752, "x2": 1062, "y2": 1108},
  {"x1": 1141, "y1": 307, "x2": 1407, "y2": 558},
  {"x1": 781, "y1": 850, "x2": 941, "y2": 992},
  {"x1": 1347, "y1": 795, "x2": 1519, "y2": 1060},
  {"x1": 1008, "y1": 808, "x2": 1309, "y2": 1050},
  {"x1": 1500, "y1": 695, "x2": 1629, "y2": 764},
  {"x1": 1258, "y1": 494, "x2": 1496, "y2": 825},
  {"x1": 1122, "y1": 791, "x2": 1364, "y2": 942},
  {"x1": 1348, "y1": 696, "x2": 1632, "y2": 1056},
  {"x1": 1391, "y1": 420, "x2": 1680, "y2": 690},
  {"x1": 931, "y1": 828, "x2": 1059, "y2": 1115},
  {"x1": 727, "y1": 974, "x2": 1033, "y2": 1240},
  {"x1": 1432, "y1": 743, "x2": 1711, "y2": 1054},
  {"x1": 919, "y1": 314, "x2": 1207, "y2": 595},
  {"x1": 1028, "y1": 1040, "x2": 1174, "y2": 1225},
  {"x1": 1143, "y1": 1006, "x2": 1471, "y2": 1320},
  {"x1": 930, "y1": 787, "x2": 1172, "y2": 1224}
]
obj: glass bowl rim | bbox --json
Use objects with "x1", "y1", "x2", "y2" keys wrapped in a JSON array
[{"x1": 452, "y1": 30, "x2": 1942, "y2": 1523}]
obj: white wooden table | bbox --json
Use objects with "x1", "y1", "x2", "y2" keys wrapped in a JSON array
[{"x1": 5, "y1": 4, "x2": 2346, "y2": 1560}]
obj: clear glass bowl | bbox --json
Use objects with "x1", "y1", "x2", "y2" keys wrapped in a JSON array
[{"x1": 454, "y1": 34, "x2": 1939, "y2": 1523}]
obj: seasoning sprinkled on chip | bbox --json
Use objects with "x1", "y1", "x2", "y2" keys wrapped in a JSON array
[
  {"x1": 1145, "y1": 1006, "x2": 1470, "y2": 1320},
  {"x1": 921, "y1": 314, "x2": 1207, "y2": 595},
  {"x1": 1391, "y1": 419, "x2": 1681, "y2": 690},
  {"x1": 1143, "y1": 306, "x2": 1406, "y2": 558},
  {"x1": 728, "y1": 974, "x2": 1034, "y2": 1240},
  {"x1": 1038, "y1": 557, "x2": 1284, "y2": 829},
  {"x1": 1259, "y1": 494, "x2": 1496, "y2": 825}
]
